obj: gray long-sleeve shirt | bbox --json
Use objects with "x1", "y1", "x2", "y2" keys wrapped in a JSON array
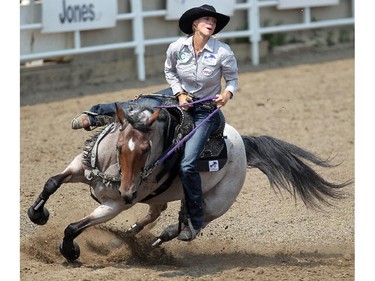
[{"x1": 164, "y1": 36, "x2": 238, "y2": 99}]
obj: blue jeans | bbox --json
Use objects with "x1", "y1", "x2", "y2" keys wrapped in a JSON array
[
  {"x1": 179, "y1": 106, "x2": 221, "y2": 229},
  {"x1": 86, "y1": 88, "x2": 173, "y2": 124}
]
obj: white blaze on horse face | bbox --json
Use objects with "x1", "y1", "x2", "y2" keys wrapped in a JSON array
[{"x1": 128, "y1": 138, "x2": 136, "y2": 152}]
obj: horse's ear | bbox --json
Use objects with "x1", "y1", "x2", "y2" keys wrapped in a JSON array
[
  {"x1": 148, "y1": 109, "x2": 160, "y2": 125},
  {"x1": 115, "y1": 103, "x2": 126, "y2": 128}
]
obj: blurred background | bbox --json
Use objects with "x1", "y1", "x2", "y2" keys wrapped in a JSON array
[{"x1": 20, "y1": 0, "x2": 354, "y2": 104}]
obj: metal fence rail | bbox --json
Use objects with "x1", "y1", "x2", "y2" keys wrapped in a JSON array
[{"x1": 20, "y1": 0, "x2": 354, "y2": 81}]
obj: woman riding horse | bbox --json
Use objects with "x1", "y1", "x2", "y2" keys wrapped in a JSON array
[{"x1": 71, "y1": 4, "x2": 238, "y2": 241}]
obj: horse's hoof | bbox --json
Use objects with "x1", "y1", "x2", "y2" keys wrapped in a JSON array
[
  {"x1": 27, "y1": 206, "x2": 49, "y2": 225},
  {"x1": 60, "y1": 240, "x2": 80, "y2": 261}
]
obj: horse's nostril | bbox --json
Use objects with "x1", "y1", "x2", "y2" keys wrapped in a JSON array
[
  {"x1": 132, "y1": 191, "x2": 138, "y2": 200},
  {"x1": 121, "y1": 190, "x2": 137, "y2": 205},
  {"x1": 123, "y1": 195, "x2": 133, "y2": 205}
]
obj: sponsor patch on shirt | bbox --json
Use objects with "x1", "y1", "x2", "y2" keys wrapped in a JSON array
[
  {"x1": 203, "y1": 53, "x2": 217, "y2": 65},
  {"x1": 203, "y1": 68, "x2": 213, "y2": 76},
  {"x1": 178, "y1": 51, "x2": 192, "y2": 63}
]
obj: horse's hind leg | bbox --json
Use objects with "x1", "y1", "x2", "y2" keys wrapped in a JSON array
[
  {"x1": 125, "y1": 203, "x2": 179, "y2": 247},
  {"x1": 126, "y1": 203, "x2": 168, "y2": 235},
  {"x1": 60, "y1": 201, "x2": 124, "y2": 261}
]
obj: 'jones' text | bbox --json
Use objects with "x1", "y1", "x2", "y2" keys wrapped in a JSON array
[{"x1": 59, "y1": 0, "x2": 95, "y2": 24}]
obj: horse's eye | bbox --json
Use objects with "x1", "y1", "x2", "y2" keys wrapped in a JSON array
[{"x1": 141, "y1": 146, "x2": 150, "y2": 155}]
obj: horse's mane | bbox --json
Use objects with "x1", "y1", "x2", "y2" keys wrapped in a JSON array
[{"x1": 82, "y1": 126, "x2": 109, "y2": 168}]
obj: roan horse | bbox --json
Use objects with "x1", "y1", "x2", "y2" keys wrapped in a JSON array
[{"x1": 27, "y1": 98, "x2": 350, "y2": 262}]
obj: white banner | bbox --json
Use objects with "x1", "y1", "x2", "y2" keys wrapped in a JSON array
[
  {"x1": 166, "y1": 0, "x2": 235, "y2": 20},
  {"x1": 278, "y1": 0, "x2": 339, "y2": 9},
  {"x1": 42, "y1": 0, "x2": 117, "y2": 33}
]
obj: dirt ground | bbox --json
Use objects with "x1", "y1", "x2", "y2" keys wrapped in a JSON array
[{"x1": 20, "y1": 56, "x2": 354, "y2": 280}]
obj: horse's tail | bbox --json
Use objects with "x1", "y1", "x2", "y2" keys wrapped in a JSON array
[{"x1": 241, "y1": 135, "x2": 352, "y2": 208}]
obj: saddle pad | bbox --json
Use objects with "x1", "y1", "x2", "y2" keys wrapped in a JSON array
[{"x1": 197, "y1": 140, "x2": 227, "y2": 172}]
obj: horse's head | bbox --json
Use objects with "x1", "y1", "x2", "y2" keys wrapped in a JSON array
[{"x1": 115, "y1": 103, "x2": 160, "y2": 204}]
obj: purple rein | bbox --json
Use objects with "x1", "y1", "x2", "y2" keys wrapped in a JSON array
[{"x1": 153, "y1": 95, "x2": 220, "y2": 166}]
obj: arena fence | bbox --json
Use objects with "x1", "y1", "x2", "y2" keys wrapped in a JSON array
[{"x1": 20, "y1": 0, "x2": 354, "y2": 81}]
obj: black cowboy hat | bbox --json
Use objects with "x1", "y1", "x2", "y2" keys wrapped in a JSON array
[{"x1": 179, "y1": 4, "x2": 230, "y2": 35}]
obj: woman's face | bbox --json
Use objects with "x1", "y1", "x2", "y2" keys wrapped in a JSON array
[{"x1": 193, "y1": 16, "x2": 217, "y2": 37}]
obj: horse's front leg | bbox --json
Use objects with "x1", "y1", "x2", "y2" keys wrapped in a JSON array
[
  {"x1": 27, "y1": 173, "x2": 68, "y2": 225},
  {"x1": 27, "y1": 154, "x2": 86, "y2": 225},
  {"x1": 126, "y1": 203, "x2": 168, "y2": 235},
  {"x1": 60, "y1": 201, "x2": 125, "y2": 261}
]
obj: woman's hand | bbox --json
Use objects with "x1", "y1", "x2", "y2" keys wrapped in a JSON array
[
  {"x1": 177, "y1": 92, "x2": 193, "y2": 111},
  {"x1": 214, "y1": 91, "x2": 232, "y2": 107}
]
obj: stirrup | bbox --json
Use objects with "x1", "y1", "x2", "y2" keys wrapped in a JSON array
[{"x1": 177, "y1": 219, "x2": 201, "y2": 241}]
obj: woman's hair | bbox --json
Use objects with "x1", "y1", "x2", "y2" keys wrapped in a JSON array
[{"x1": 192, "y1": 21, "x2": 197, "y2": 34}]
